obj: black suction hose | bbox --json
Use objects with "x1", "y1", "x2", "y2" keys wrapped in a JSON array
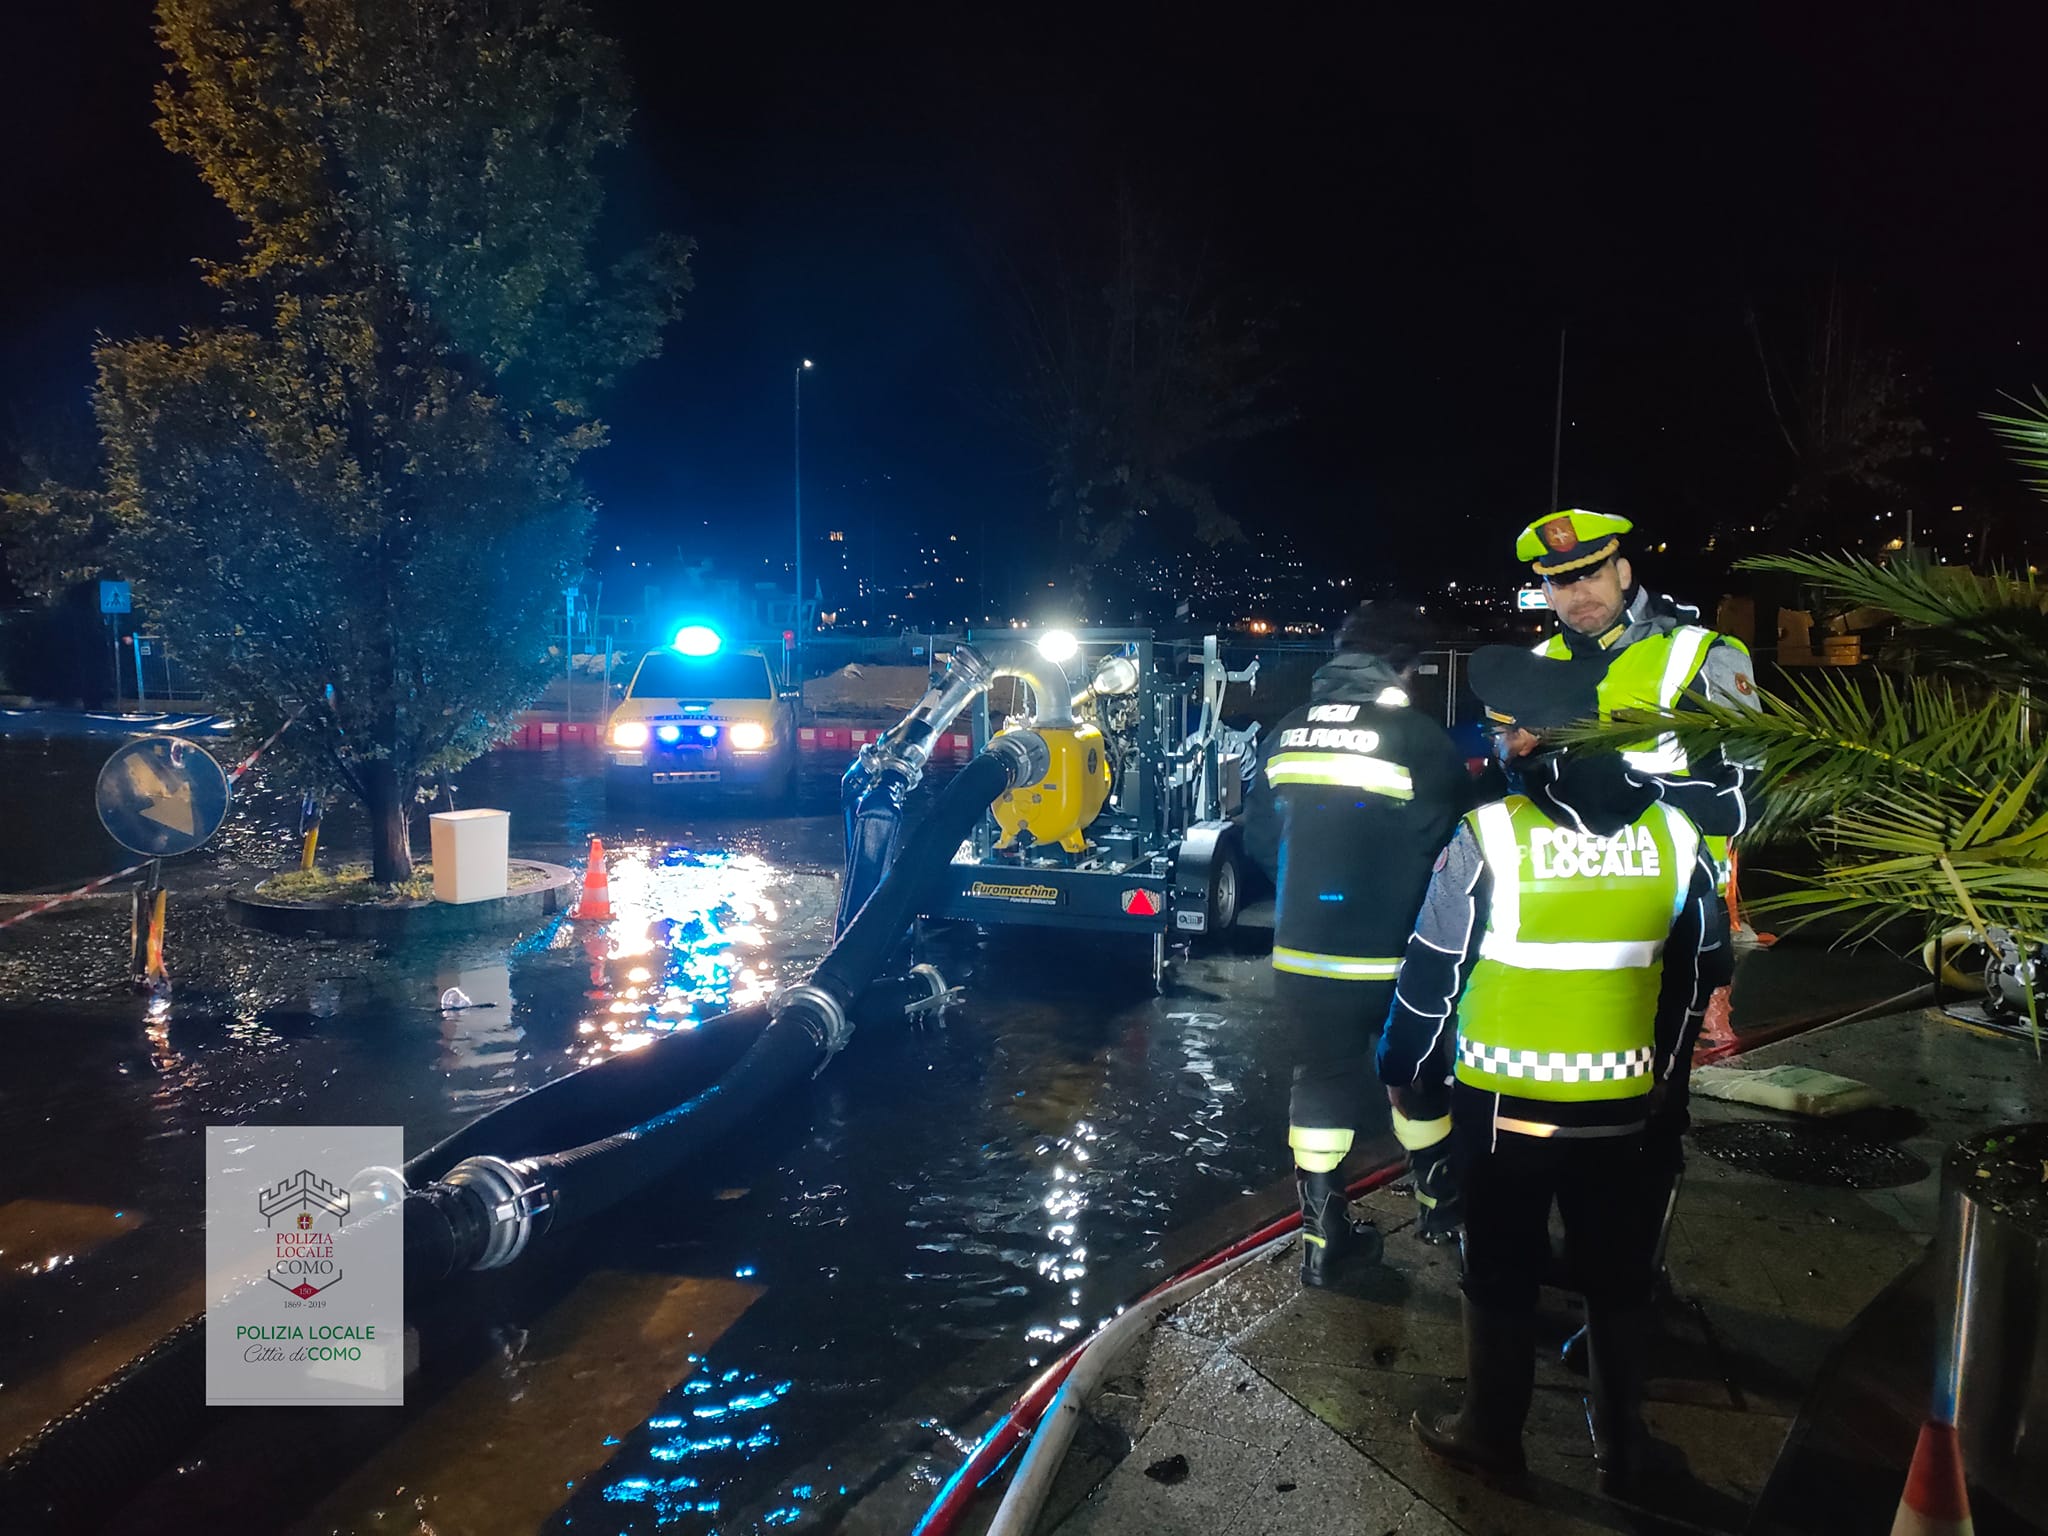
[
  {"x1": 834, "y1": 642, "x2": 994, "y2": 936},
  {"x1": 818, "y1": 747, "x2": 1017, "y2": 997},
  {"x1": 2, "y1": 739, "x2": 1044, "y2": 1533},
  {"x1": 464, "y1": 745, "x2": 1033, "y2": 1245},
  {"x1": 835, "y1": 763, "x2": 912, "y2": 934},
  {"x1": 405, "y1": 1000, "x2": 770, "y2": 1186}
]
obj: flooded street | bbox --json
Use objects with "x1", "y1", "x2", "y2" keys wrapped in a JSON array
[{"x1": 0, "y1": 734, "x2": 1302, "y2": 1533}]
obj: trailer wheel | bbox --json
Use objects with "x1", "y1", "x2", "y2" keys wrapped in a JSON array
[
  {"x1": 1206, "y1": 839, "x2": 1242, "y2": 935},
  {"x1": 1173, "y1": 821, "x2": 1242, "y2": 946}
]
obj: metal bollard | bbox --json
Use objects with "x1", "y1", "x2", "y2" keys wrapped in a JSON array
[{"x1": 1933, "y1": 1122, "x2": 2048, "y2": 1476}]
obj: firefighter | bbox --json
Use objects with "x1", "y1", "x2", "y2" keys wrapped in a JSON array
[
  {"x1": 1241, "y1": 601, "x2": 1471, "y2": 1288},
  {"x1": 1378, "y1": 646, "x2": 1729, "y2": 1492}
]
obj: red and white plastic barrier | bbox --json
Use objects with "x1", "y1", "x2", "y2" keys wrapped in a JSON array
[{"x1": 495, "y1": 720, "x2": 976, "y2": 755}]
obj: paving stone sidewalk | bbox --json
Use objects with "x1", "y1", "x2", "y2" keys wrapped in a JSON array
[{"x1": 1040, "y1": 1007, "x2": 2043, "y2": 1536}]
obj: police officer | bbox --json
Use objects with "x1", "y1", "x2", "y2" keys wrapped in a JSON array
[
  {"x1": 1521, "y1": 508, "x2": 1763, "y2": 1348},
  {"x1": 1242, "y1": 601, "x2": 1470, "y2": 1288},
  {"x1": 1519, "y1": 508, "x2": 1761, "y2": 865},
  {"x1": 1378, "y1": 646, "x2": 1729, "y2": 1491}
]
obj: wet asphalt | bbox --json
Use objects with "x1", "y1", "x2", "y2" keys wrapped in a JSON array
[
  {"x1": 0, "y1": 735, "x2": 1305, "y2": 1534},
  {"x1": 0, "y1": 730, "x2": 1928, "y2": 1534}
]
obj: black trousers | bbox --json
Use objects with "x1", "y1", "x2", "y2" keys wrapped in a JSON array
[
  {"x1": 1454, "y1": 1085, "x2": 1667, "y2": 1313},
  {"x1": 1277, "y1": 969, "x2": 1393, "y2": 1141}
]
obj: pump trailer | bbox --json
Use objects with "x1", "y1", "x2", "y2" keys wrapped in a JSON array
[{"x1": 883, "y1": 628, "x2": 1260, "y2": 988}]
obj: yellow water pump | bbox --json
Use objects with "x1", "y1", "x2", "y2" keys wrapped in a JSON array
[{"x1": 991, "y1": 723, "x2": 1112, "y2": 853}]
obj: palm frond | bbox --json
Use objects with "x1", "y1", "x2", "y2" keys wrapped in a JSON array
[
  {"x1": 1734, "y1": 550, "x2": 2048, "y2": 689},
  {"x1": 1556, "y1": 672, "x2": 2036, "y2": 843},
  {"x1": 1736, "y1": 551, "x2": 2048, "y2": 627},
  {"x1": 1744, "y1": 737, "x2": 2048, "y2": 947},
  {"x1": 1984, "y1": 388, "x2": 2048, "y2": 500}
]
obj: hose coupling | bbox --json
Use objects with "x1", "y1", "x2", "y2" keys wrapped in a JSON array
[
  {"x1": 947, "y1": 641, "x2": 994, "y2": 691},
  {"x1": 441, "y1": 1154, "x2": 549, "y2": 1270},
  {"x1": 774, "y1": 981, "x2": 853, "y2": 1063},
  {"x1": 987, "y1": 728, "x2": 1051, "y2": 789}
]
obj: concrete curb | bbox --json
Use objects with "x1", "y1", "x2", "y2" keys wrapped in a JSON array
[{"x1": 225, "y1": 860, "x2": 577, "y2": 940}]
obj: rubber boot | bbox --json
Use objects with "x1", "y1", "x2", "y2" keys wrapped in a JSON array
[
  {"x1": 1296, "y1": 1169, "x2": 1382, "y2": 1288},
  {"x1": 1585, "y1": 1302, "x2": 1651, "y2": 1496},
  {"x1": 1412, "y1": 1296, "x2": 1534, "y2": 1480}
]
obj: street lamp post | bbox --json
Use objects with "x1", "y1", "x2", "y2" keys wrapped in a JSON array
[{"x1": 793, "y1": 358, "x2": 814, "y2": 685}]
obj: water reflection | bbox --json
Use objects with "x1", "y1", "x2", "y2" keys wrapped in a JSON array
[
  {"x1": 1024, "y1": 1119, "x2": 1102, "y2": 1352},
  {"x1": 605, "y1": 1360, "x2": 797, "y2": 1521},
  {"x1": 436, "y1": 959, "x2": 523, "y2": 1112},
  {"x1": 573, "y1": 846, "x2": 791, "y2": 1068}
]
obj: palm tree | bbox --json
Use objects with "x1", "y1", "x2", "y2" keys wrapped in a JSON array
[{"x1": 1583, "y1": 393, "x2": 2048, "y2": 1049}]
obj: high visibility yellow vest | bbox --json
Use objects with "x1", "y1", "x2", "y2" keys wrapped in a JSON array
[
  {"x1": 1535, "y1": 624, "x2": 1745, "y2": 885},
  {"x1": 1454, "y1": 796, "x2": 1697, "y2": 1103}
]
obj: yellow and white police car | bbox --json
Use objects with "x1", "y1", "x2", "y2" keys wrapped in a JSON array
[{"x1": 604, "y1": 627, "x2": 798, "y2": 804}]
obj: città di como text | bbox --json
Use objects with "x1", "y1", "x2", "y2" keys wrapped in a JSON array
[{"x1": 236, "y1": 1323, "x2": 378, "y2": 1362}]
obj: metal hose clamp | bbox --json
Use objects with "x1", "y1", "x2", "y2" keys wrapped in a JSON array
[
  {"x1": 988, "y1": 728, "x2": 1050, "y2": 788},
  {"x1": 442, "y1": 1154, "x2": 549, "y2": 1270},
  {"x1": 774, "y1": 981, "x2": 853, "y2": 1063}
]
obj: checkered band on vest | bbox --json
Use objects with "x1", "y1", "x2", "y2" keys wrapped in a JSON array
[{"x1": 1456, "y1": 1039, "x2": 1654, "y2": 1083}]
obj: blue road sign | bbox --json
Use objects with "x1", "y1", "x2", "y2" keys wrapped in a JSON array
[
  {"x1": 99, "y1": 580, "x2": 132, "y2": 615},
  {"x1": 96, "y1": 736, "x2": 232, "y2": 857}
]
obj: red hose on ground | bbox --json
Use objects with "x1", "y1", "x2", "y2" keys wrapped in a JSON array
[{"x1": 911, "y1": 1159, "x2": 1406, "y2": 1536}]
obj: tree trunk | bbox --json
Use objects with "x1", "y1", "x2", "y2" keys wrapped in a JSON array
[{"x1": 365, "y1": 761, "x2": 414, "y2": 885}]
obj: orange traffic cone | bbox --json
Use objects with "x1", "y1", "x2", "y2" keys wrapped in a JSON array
[
  {"x1": 1727, "y1": 851, "x2": 1776, "y2": 950},
  {"x1": 571, "y1": 837, "x2": 613, "y2": 920},
  {"x1": 1892, "y1": 1420, "x2": 1973, "y2": 1535}
]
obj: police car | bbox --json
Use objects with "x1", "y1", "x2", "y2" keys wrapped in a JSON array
[{"x1": 604, "y1": 627, "x2": 798, "y2": 804}]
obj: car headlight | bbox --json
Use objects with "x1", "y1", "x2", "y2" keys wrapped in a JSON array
[
  {"x1": 729, "y1": 721, "x2": 769, "y2": 752},
  {"x1": 610, "y1": 721, "x2": 650, "y2": 748}
]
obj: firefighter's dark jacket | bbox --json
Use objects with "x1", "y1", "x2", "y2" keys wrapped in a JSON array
[{"x1": 1242, "y1": 652, "x2": 1473, "y2": 982}]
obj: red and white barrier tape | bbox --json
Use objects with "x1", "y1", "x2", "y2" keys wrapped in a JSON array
[
  {"x1": 0, "y1": 862, "x2": 153, "y2": 931},
  {"x1": 224, "y1": 704, "x2": 308, "y2": 783}
]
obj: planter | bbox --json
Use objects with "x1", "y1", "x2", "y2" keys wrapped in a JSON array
[
  {"x1": 1936, "y1": 1121, "x2": 2048, "y2": 1480},
  {"x1": 226, "y1": 860, "x2": 576, "y2": 940}
]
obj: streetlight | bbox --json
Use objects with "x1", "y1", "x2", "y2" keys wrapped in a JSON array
[{"x1": 793, "y1": 358, "x2": 814, "y2": 685}]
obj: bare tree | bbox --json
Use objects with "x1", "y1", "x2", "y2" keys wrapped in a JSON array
[
  {"x1": 1747, "y1": 281, "x2": 1928, "y2": 544},
  {"x1": 1002, "y1": 192, "x2": 1290, "y2": 592}
]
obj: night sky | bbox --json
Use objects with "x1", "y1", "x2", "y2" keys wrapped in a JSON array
[{"x1": 5, "y1": 3, "x2": 2045, "y2": 607}]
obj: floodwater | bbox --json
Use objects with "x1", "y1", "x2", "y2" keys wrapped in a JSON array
[{"x1": 0, "y1": 734, "x2": 1300, "y2": 1533}]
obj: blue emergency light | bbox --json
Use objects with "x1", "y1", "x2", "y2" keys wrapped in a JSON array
[
  {"x1": 672, "y1": 624, "x2": 723, "y2": 657},
  {"x1": 655, "y1": 725, "x2": 682, "y2": 744}
]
